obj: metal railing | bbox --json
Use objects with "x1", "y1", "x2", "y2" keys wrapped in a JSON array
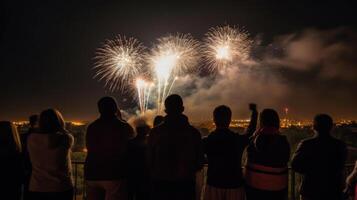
[
  {"x1": 72, "y1": 161, "x2": 86, "y2": 200},
  {"x1": 72, "y1": 162, "x2": 355, "y2": 200}
]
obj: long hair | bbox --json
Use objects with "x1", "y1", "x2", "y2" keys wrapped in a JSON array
[
  {"x1": 39, "y1": 109, "x2": 67, "y2": 134},
  {"x1": 259, "y1": 109, "x2": 280, "y2": 129},
  {"x1": 0, "y1": 121, "x2": 22, "y2": 153}
]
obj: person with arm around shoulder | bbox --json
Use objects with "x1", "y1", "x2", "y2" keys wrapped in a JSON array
[{"x1": 27, "y1": 109, "x2": 74, "y2": 200}]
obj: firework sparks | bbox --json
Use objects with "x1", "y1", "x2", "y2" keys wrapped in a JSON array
[
  {"x1": 148, "y1": 33, "x2": 200, "y2": 113},
  {"x1": 136, "y1": 78, "x2": 153, "y2": 114},
  {"x1": 204, "y1": 25, "x2": 252, "y2": 71},
  {"x1": 94, "y1": 36, "x2": 146, "y2": 92}
]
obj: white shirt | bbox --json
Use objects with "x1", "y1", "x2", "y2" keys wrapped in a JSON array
[{"x1": 28, "y1": 132, "x2": 74, "y2": 192}]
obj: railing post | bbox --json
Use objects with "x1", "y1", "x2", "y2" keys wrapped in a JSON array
[
  {"x1": 70, "y1": 161, "x2": 354, "y2": 200},
  {"x1": 290, "y1": 170, "x2": 296, "y2": 200},
  {"x1": 74, "y1": 162, "x2": 78, "y2": 200}
]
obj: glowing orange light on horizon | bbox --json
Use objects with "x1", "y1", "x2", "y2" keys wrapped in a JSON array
[{"x1": 71, "y1": 121, "x2": 84, "y2": 126}]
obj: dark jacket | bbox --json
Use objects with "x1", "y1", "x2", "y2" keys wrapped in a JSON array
[
  {"x1": 128, "y1": 136, "x2": 150, "y2": 181},
  {"x1": 0, "y1": 149, "x2": 24, "y2": 184},
  {"x1": 85, "y1": 116, "x2": 134, "y2": 180},
  {"x1": 291, "y1": 134, "x2": 347, "y2": 199},
  {"x1": 246, "y1": 130, "x2": 290, "y2": 168},
  {"x1": 148, "y1": 114, "x2": 204, "y2": 182},
  {"x1": 203, "y1": 111, "x2": 257, "y2": 188}
]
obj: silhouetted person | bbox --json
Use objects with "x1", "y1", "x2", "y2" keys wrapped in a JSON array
[
  {"x1": 21, "y1": 114, "x2": 39, "y2": 199},
  {"x1": 153, "y1": 115, "x2": 164, "y2": 127},
  {"x1": 128, "y1": 124, "x2": 151, "y2": 200},
  {"x1": 203, "y1": 104, "x2": 257, "y2": 200},
  {"x1": 148, "y1": 94, "x2": 204, "y2": 200},
  {"x1": 0, "y1": 121, "x2": 24, "y2": 200},
  {"x1": 245, "y1": 109, "x2": 290, "y2": 200},
  {"x1": 28, "y1": 109, "x2": 74, "y2": 200},
  {"x1": 346, "y1": 161, "x2": 357, "y2": 200},
  {"x1": 85, "y1": 96, "x2": 134, "y2": 200},
  {"x1": 292, "y1": 114, "x2": 347, "y2": 200}
]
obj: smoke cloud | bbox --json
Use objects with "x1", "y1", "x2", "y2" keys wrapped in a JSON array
[
  {"x1": 172, "y1": 27, "x2": 357, "y2": 121},
  {"x1": 265, "y1": 27, "x2": 357, "y2": 80}
]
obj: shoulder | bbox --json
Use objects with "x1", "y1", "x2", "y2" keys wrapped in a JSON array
[
  {"x1": 58, "y1": 132, "x2": 74, "y2": 147},
  {"x1": 296, "y1": 137, "x2": 315, "y2": 150},
  {"x1": 203, "y1": 131, "x2": 215, "y2": 141},
  {"x1": 255, "y1": 134, "x2": 289, "y2": 146},
  {"x1": 121, "y1": 120, "x2": 133, "y2": 129},
  {"x1": 150, "y1": 123, "x2": 166, "y2": 134},
  {"x1": 277, "y1": 134, "x2": 289, "y2": 143},
  {"x1": 189, "y1": 125, "x2": 201, "y2": 138},
  {"x1": 300, "y1": 137, "x2": 316, "y2": 145},
  {"x1": 64, "y1": 132, "x2": 74, "y2": 143},
  {"x1": 87, "y1": 119, "x2": 100, "y2": 130},
  {"x1": 113, "y1": 118, "x2": 131, "y2": 128},
  {"x1": 332, "y1": 137, "x2": 347, "y2": 149}
]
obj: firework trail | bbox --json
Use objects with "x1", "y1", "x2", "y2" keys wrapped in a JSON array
[
  {"x1": 94, "y1": 36, "x2": 146, "y2": 92},
  {"x1": 148, "y1": 33, "x2": 200, "y2": 113},
  {"x1": 203, "y1": 25, "x2": 252, "y2": 72},
  {"x1": 136, "y1": 78, "x2": 153, "y2": 114}
]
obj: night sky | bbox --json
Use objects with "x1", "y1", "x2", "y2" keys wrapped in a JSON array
[{"x1": 1, "y1": 1, "x2": 356, "y2": 121}]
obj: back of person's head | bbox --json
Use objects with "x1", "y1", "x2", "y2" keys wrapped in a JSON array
[
  {"x1": 153, "y1": 115, "x2": 164, "y2": 127},
  {"x1": 136, "y1": 124, "x2": 151, "y2": 138},
  {"x1": 39, "y1": 109, "x2": 66, "y2": 133},
  {"x1": 213, "y1": 105, "x2": 232, "y2": 129},
  {"x1": 29, "y1": 114, "x2": 39, "y2": 128},
  {"x1": 260, "y1": 109, "x2": 280, "y2": 129},
  {"x1": 0, "y1": 121, "x2": 22, "y2": 153},
  {"x1": 313, "y1": 114, "x2": 333, "y2": 135},
  {"x1": 164, "y1": 94, "x2": 184, "y2": 115},
  {"x1": 98, "y1": 96, "x2": 118, "y2": 117}
]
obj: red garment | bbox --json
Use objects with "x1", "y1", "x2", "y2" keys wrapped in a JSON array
[{"x1": 244, "y1": 163, "x2": 288, "y2": 191}]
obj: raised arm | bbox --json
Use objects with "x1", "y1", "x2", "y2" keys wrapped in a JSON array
[{"x1": 244, "y1": 103, "x2": 258, "y2": 137}]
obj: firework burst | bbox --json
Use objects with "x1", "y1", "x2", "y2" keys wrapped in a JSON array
[
  {"x1": 203, "y1": 25, "x2": 252, "y2": 71},
  {"x1": 94, "y1": 36, "x2": 146, "y2": 92},
  {"x1": 148, "y1": 33, "x2": 200, "y2": 113}
]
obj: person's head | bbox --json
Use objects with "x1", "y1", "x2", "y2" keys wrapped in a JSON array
[
  {"x1": 39, "y1": 109, "x2": 66, "y2": 133},
  {"x1": 260, "y1": 109, "x2": 280, "y2": 129},
  {"x1": 97, "y1": 96, "x2": 118, "y2": 117},
  {"x1": 29, "y1": 114, "x2": 39, "y2": 128},
  {"x1": 213, "y1": 105, "x2": 232, "y2": 129},
  {"x1": 313, "y1": 114, "x2": 333, "y2": 135},
  {"x1": 136, "y1": 124, "x2": 151, "y2": 138},
  {"x1": 164, "y1": 94, "x2": 184, "y2": 115},
  {"x1": 0, "y1": 121, "x2": 22, "y2": 153},
  {"x1": 153, "y1": 115, "x2": 164, "y2": 127}
]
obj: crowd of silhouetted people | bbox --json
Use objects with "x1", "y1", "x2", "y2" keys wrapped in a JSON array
[{"x1": 1, "y1": 94, "x2": 356, "y2": 200}]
